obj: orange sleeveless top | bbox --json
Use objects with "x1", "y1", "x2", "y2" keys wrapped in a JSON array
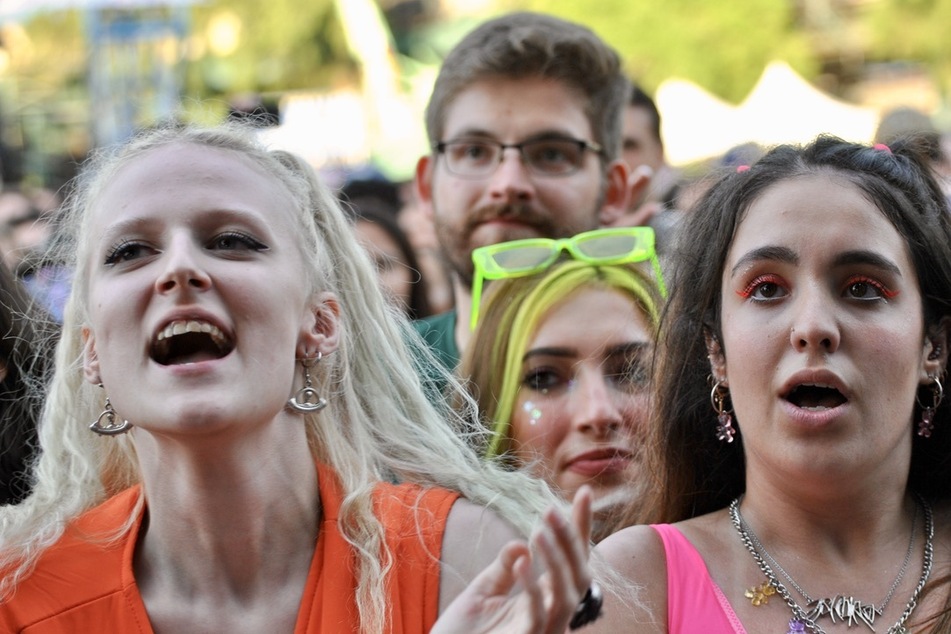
[{"x1": 0, "y1": 464, "x2": 459, "y2": 633}]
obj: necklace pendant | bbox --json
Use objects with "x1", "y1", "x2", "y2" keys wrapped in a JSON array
[
  {"x1": 806, "y1": 595, "x2": 877, "y2": 631},
  {"x1": 787, "y1": 619, "x2": 806, "y2": 633},
  {"x1": 745, "y1": 581, "x2": 777, "y2": 606}
]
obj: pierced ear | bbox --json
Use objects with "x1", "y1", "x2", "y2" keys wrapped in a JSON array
[
  {"x1": 922, "y1": 316, "x2": 950, "y2": 382},
  {"x1": 596, "y1": 160, "x2": 631, "y2": 227},
  {"x1": 81, "y1": 326, "x2": 102, "y2": 385},
  {"x1": 298, "y1": 292, "x2": 341, "y2": 359},
  {"x1": 705, "y1": 331, "x2": 728, "y2": 385}
]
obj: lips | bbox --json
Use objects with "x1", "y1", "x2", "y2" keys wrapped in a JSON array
[
  {"x1": 781, "y1": 371, "x2": 850, "y2": 412},
  {"x1": 151, "y1": 318, "x2": 234, "y2": 366},
  {"x1": 784, "y1": 383, "x2": 848, "y2": 410},
  {"x1": 566, "y1": 448, "x2": 634, "y2": 477}
]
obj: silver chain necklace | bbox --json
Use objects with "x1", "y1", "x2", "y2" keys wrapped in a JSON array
[
  {"x1": 729, "y1": 495, "x2": 934, "y2": 634},
  {"x1": 738, "y1": 500, "x2": 917, "y2": 629}
]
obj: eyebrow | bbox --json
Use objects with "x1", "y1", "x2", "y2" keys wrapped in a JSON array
[
  {"x1": 730, "y1": 245, "x2": 797, "y2": 278},
  {"x1": 100, "y1": 207, "x2": 269, "y2": 239},
  {"x1": 605, "y1": 341, "x2": 651, "y2": 358},
  {"x1": 522, "y1": 341, "x2": 651, "y2": 363},
  {"x1": 523, "y1": 346, "x2": 575, "y2": 362},
  {"x1": 832, "y1": 250, "x2": 902, "y2": 277},
  {"x1": 729, "y1": 245, "x2": 902, "y2": 278},
  {"x1": 446, "y1": 128, "x2": 584, "y2": 143}
]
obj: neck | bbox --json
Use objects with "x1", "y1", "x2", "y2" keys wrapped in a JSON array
[
  {"x1": 451, "y1": 277, "x2": 472, "y2": 355},
  {"x1": 133, "y1": 416, "x2": 320, "y2": 601},
  {"x1": 732, "y1": 493, "x2": 933, "y2": 633}
]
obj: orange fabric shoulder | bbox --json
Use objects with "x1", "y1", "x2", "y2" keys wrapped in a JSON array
[{"x1": 0, "y1": 487, "x2": 150, "y2": 633}]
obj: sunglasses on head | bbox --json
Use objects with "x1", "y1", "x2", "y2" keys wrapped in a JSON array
[{"x1": 469, "y1": 227, "x2": 667, "y2": 330}]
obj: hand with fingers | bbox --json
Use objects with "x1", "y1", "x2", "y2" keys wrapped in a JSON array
[{"x1": 431, "y1": 487, "x2": 602, "y2": 634}]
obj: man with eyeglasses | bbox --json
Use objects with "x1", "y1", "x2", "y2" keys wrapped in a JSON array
[{"x1": 413, "y1": 12, "x2": 641, "y2": 372}]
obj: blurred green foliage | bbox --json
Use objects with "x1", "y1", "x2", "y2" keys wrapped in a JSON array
[
  {"x1": 5, "y1": 0, "x2": 951, "y2": 183},
  {"x1": 508, "y1": 0, "x2": 816, "y2": 103}
]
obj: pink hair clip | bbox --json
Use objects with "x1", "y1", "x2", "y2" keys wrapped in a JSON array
[
  {"x1": 873, "y1": 143, "x2": 892, "y2": 154},
  {"x1": 736, "y1": 165, "x2": 750, "y2": 173}
]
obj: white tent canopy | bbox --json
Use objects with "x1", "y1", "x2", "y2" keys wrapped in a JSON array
[{"x1": 658, "y1": 61, "x2": 879, "y2": 166}]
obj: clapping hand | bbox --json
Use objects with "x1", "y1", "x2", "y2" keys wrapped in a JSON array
[{"x1": 432, "y1": 487, "x2": 597, "y2": 634}]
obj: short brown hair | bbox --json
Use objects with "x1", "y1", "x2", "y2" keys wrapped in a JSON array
[{"x1": 425, "y1": 12, "x2": 628, "y2": 161}]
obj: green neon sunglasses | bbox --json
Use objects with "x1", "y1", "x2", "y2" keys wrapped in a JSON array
[{"x1": 469, "y1": 226, "x2": 667, "y2": 330}]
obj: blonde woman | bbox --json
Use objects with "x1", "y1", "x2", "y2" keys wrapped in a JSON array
[
  {"x1": 461, "y1": 238, "x2": 664, "y2": 541},
  {"x1": 0, "y1": 123, "x2": 596, "y2": 633}
]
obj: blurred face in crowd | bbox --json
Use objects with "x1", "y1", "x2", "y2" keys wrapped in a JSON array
[
  {"x1": 354, "y1": 218, "x2": 413, "y2": 312},
  {"x1": 0, "y1": 190, "x2": 50, "y2": 274},
  {"x1": 509, "y1": 286, "x2": 652, "y2": 502},
  {"x1": 416, "y1": 76, "x2": 629, "y2": 286},
  {"x1": 621, "y1": 104, "x2": 664, "y2": 174}
]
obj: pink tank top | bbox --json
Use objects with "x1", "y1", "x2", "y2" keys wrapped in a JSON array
[{"x1": 651, "y1": 524, "x2": 747, "y2": 634}]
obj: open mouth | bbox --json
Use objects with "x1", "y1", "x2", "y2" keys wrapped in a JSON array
[
  {"x1": 784, "y1": 383, "x2": 847, "y2": 411},
  {"x1": 151, "y1": 320, "x2": 234, "y2": 366}
]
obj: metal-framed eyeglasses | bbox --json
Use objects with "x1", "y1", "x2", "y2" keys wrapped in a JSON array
[
  {"x1": 434, "y1": 136, "x2": 603, "y2": 179},
  {"x1": 469, "y1": 227, "x2": 667, "y2": 330}
]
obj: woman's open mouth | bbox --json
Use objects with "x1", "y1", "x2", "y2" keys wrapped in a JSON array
[
  {"x1": 783, "y1": 382, "x2": 848, "y2": 411},
  {"x1": 151, "y1": 320, "x2": 235, "y2": 365}
]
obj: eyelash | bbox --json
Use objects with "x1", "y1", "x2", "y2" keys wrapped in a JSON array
[
  {"x1": 103, "y1": 231, "x2": 267, "y2": 266},
  {"x1": 844, "y1": 275, "x2": 898, "y2": 300},
  {"x1": 735, "y1": 273, "x2": 898, "y2": 302},
  {"x1": 736, "y1": 274, "x2": 785, "y2": 300},
  {"x1": 209, "y1": 231, "x2": 268, "y2": 251},
  {"x1": 104, "y1": 240, "x2": 149, "y2": 266},
  {"x1": 522, "y1": 367, "x2": 561, "y2": 393}
]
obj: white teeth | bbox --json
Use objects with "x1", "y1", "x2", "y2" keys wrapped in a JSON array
[
  {"x1": 156, "y1": 320, "x2": 227, "y2": 346},
  {"x1": 800, "y1": 382, "x2": 835, "y2": 389}
]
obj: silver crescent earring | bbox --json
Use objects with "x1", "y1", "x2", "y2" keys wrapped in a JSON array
[
  {"x1": 287, "y1": 352, "x2": 328, "y2": 414},
  {"x1": 89, "y1": 383, "x2": 133, "y2": 436}
]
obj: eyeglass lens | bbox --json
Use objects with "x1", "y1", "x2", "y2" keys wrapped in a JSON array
[
  {"x1": 490, "y1": 246, "x2": 556, "y2": 271},
  {"x1": 443, "y1": 139, "x2": 587, "y2": 177},
  {"x1": 574, "y1": 234, "x2": 644, "y2": 258}
]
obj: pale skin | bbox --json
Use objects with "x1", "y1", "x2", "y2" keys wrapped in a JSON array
[
  {"x1": 415, "y1": 75, "x2": 635, "y2": 355},
  {"x1": 510, "y1": 287, "x2": 652, "y2": 508},
  {"x1": 591, "y1": 173, "x2": 951, "y2": 632},
  {"x1": 80, "y1": 142, "x2": 593, "y2": 633}
]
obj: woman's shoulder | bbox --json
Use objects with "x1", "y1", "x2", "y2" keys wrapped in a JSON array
[
  {"x1": 0, "y1": 488, "x2": 144, "y2": 630},
  {"x1": 586, "y1": 524, "x2": 667, "y2": 633}
]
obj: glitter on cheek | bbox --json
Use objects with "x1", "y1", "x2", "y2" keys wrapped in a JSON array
[{"x1": 522, "y1": 400, "x2": 543, "y2": 425}]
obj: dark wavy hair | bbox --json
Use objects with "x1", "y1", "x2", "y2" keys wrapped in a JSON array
[
  {"x1": 0, "y1": 261, "x2": 58, "y2": 505},
  {"x1": 633, "y1": 135, "x2": 951, "y2": 524}
]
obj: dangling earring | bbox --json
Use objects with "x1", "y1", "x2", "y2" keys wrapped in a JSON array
[
  {"x1": 287, "y1": 352, "x2": 328, "y2": 413},
  {"x1": 917, "y1": 374, "x2": 944, "y2": 438},
  {"x1": 89, "y1": 383, "x2": 132, "y2": 436},
  {"x1": 711, "y1": 381, "x2": 736, "y2": 443}
]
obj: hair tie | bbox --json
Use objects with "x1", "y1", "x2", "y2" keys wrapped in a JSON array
[
  {"x1": 873, "y1": 143, "x2": 892, "y2": 154},
  {"x1": 736, "y1": 165, "x2": 750, "y2": 173}
]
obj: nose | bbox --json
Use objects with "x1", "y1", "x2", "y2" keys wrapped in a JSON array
[
  {"x1": 571, "y1": 370, "x2": 625, "y2": 437},
  {"x1": 789, "y1": 284, "x2": 840, "y2": 354},
  {"x1": 487, "y1": 147, "x2": 536, "y2": 203},
  {"x1": 155, "y1": 235, "x2": 212, "y2": 295}
]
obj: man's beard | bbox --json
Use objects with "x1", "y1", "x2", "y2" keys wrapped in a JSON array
[{"x1": 434, "y1": 202, "x2": 561, "y2": 287}]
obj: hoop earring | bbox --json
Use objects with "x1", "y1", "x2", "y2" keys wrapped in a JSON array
[
  {"x1": 917, "y1": 374, "x2": 944, "y2": 438},
  {"x1": 287, "y1": 352, "x2": 328, "y2": 414},
  {"x1": 89, "y1": 383, "x2": 133, "y2": 436},
  {"x1": 711, "y1": 381, "x2": 736, "y2": 443}
]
